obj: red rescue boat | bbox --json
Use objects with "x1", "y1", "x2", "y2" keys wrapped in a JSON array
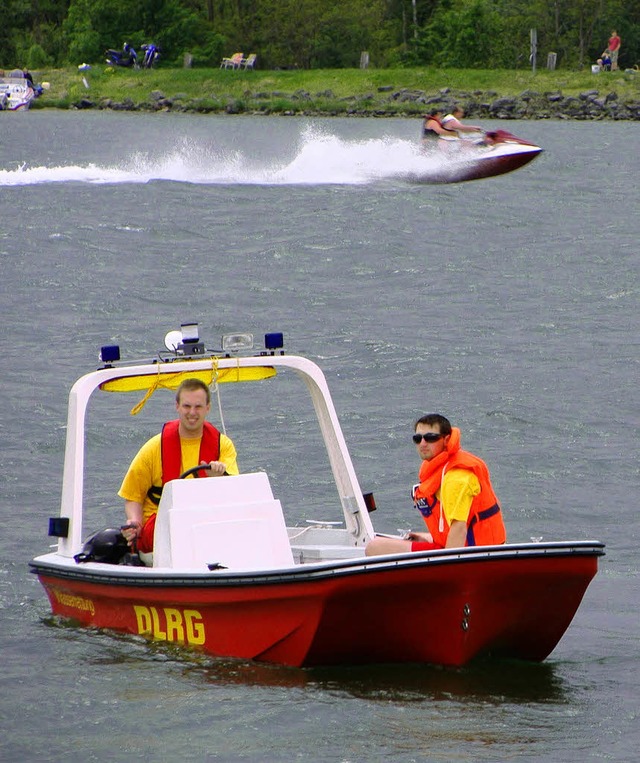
[{"x1": 30, "y1": 324, "x2": 603, "y2": 667}]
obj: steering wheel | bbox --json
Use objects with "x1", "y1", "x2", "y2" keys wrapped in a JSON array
[{"x1": 179, "y1": 464, "x2": 213, "y2": 479}]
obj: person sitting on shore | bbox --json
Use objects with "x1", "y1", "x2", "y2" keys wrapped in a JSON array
[
  {"x1": 21, "y1": 68, "x2": 43, "y2": 96},
  {"x1": 598, "y1": 52, "x2": 612, "y2": 71}
]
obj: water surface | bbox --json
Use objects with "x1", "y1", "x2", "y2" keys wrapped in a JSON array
[{"x1": 1, "y1": 112, "x2": 638, "y2": 762}]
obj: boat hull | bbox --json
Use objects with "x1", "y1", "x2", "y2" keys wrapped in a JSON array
[
  {"x1": 414, "y1": 136, "x2": 543, "y2": 184},
  {"x1": 31, "y1": 541, "x2": 603, "y2": 668}
]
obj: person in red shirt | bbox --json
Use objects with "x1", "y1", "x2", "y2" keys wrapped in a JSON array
[{"x1": 604, "y1": 30, "x2": 621, "y2": 71}]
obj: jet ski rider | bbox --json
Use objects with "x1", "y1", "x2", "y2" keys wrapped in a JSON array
[
  {"x1": 422, "y1": 107, "x2": 495, "y2": 148},
  {"x1": 421, "y1": 109, "x2": 457, "y2": 142}
]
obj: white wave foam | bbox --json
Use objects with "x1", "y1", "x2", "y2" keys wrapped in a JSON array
[{"x1": 0, "y1": 126, "x2": 459, "y2": 187}]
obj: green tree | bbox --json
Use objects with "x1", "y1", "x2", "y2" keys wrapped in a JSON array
[
  {"x1": 496, "y1": 0, "x2": 626, "y2": 69},
  {"x1": 227, "y1": 0, "x2": 391, "y2": 69},
  {"x1": 1, "y1": 0, "x2": 639, "y2": 70},
  {"x1": 420, "y1": 0, "x2": 506, "y2": 67},
  {"x1": 62, "y1": 0, "x2": 223, "y2": 64}
]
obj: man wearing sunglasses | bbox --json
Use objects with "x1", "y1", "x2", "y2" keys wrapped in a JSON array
[{"x1": 365, "y1": 413, "x2": 505, "y2": 556}]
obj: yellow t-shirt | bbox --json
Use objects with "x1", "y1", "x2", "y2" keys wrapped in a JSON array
[
  {"x1": 438, "y1": 468, "x2": 481, "y2": 524},
  {"x1": 118, "y1": 430, "x2": 239, "y2": 521}
]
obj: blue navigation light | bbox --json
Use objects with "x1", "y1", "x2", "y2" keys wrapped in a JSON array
[
  {"x1": 48, "y1": 517, "x2": 69, "y2": 537},
  {"x1": 265, "y1": 332, "x2": 284, "y2": 350},
  {"x1": 100, "y1": 345, "x2": 120, "y2": 363}
]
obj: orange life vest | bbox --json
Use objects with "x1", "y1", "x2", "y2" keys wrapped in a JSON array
[
  {"x1": 138, "y1": 420, "x2": 221, "y2": 553},
  {"x1": 412, "y1": 428, "x2": 506, "y2": 547}
]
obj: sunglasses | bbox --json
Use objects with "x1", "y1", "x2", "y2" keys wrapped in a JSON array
[{"x1": 412, "y1": 432, "x2": 443, "y2": 444}]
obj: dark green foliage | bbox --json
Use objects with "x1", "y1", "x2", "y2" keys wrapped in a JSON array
[
  {"x1": 25, "y1": 43, "x2": 54, "y2": 68},
  {"x1": 0, "y1": 0, "x2": 637, "y2": 71},
  {"x1": 421, "y1": 0, "x2": 506, "y2": 68},
  {"x1": 185, "y1": 34, "x2": 226, "y2": 68}
]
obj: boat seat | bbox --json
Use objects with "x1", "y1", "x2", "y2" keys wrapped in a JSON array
[{"x1": 152, "y1": 472, "x2": 294, "y2": 571}]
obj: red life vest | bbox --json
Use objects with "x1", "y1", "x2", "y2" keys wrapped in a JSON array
[
  {"x1": 412, "y1": 428, "x2": 506, "y2": 547},
  {"x1": 160, "y1": 419, "x2": 221, "y2": 483},
  {"x1": 138, "y1": 420, "x2": 221, "y2": 553},
  {"x1": 422, "y1": 115, "x2": 444, "y2": 139}
]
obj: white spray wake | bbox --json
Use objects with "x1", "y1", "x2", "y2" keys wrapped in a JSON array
[{"x1": 0, "y1": 126, "x2": 463, "y2": 187}]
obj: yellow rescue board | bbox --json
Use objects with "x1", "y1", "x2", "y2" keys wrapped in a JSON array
[{"x1": 101, "y1": 366, "x2": 276, "y2": 393}]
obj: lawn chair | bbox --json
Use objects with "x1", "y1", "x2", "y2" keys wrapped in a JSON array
[
  {"x1": 220, "y1": 53, "x2": 243, "y2": 69},
  {"x1": 241, "y1": 53, "x2": 257, "y2": 70}
]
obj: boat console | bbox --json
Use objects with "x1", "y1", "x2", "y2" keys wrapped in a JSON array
[{"x1": 153, "y1": 472, "x2": 294, "y2": 570}]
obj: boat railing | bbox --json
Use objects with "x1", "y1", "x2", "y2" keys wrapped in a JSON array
[{"x1": 55, "y1": 353, "x2": 375, "y2": 559}]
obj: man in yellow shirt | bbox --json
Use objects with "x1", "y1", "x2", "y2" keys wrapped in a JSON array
[
  {"x1": 365, "y1": 413, "x2": 504, "y2": 555},
  {"x1": 120, "y1": 378, "x2": 239, "y2": 552}
]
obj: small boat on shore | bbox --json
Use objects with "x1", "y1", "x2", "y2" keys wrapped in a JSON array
[
  {"x1": 0, "y1": 71, "x2": 36, "y2": 111},
  {"x1": 416, "y1": 129, "x2": 543, "y2": 184},
  {"x1": 30, "y1": 324, "x2": 603, "y2": 667}
]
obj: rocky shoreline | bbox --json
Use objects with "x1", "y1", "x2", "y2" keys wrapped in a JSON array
[
  {"x1": 71, "y1": 83, "x2": 640, "y2": 120},
  {"x1": 383, "y1": 85, "x2": 640, "y2": 120}
]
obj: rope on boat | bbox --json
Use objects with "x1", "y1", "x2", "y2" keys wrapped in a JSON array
[
  {"x1": 129, "y1": 357, "x2": 221, "y2": 416},
  {"x1": 215, "y1": 359, "x2": 227, "y2": 435}
]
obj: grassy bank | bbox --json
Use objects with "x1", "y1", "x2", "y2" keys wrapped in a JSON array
[{"x1": 31, "y1": 65, "x2": 640, "y2": 115}]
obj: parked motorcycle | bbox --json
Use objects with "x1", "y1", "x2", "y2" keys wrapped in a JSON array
[
  {"x1": 105, "y1": 43, "x2": 138, "y2": 68},
  {"x1": 141, "y1": 44, "x2": 160, "y2": 69}
]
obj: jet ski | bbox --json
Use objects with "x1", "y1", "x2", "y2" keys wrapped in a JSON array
[{"x1": 415, "y1": 129, "x2": 543, "y2": 184}]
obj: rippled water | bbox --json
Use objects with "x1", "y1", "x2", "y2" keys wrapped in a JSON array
[{"x1": 1, "y1": 112, "x2": 638, "y2": 762}]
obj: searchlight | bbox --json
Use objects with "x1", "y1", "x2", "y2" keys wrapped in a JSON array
[{"x1": 222, "y1": 333, "x2": 254, "y2": 353}]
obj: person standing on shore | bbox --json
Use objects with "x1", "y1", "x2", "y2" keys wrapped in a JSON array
[{"x1": 604, "y1": 30, "x2": 621, "y2": 71}]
